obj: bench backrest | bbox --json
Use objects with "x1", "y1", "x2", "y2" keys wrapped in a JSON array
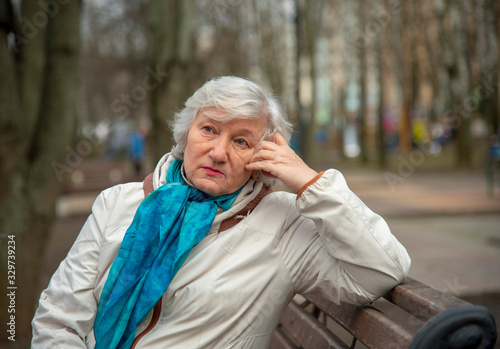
[{"x1": 271, "y1": 277, "x2": 497, "y2": 349}]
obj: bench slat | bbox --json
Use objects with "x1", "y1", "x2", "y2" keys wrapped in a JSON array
[
  {"x1": 305, "y1": 295, "x2": 414, "y2": 349},
  {"x1": 270, "y1": 327, "x2": 300, "y2": 349},
  {"x1": 279, "y1": 301, "x2": 349, "y2": 349},
  {"x1": 384, "y1": 277, "x2": 470, "y2": 321}
]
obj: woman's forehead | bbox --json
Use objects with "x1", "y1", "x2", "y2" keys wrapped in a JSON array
[{"x1": 194, "y1": 109, "x2": 267, "y2": 137}]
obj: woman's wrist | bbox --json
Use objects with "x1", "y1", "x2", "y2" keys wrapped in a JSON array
[{"x1": 296, "y1": 171, "x2": 324, "y2": 199}]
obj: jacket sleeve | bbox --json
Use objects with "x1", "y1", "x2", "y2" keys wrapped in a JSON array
[
  {"x1": 280, "y1": 169, "x2": 411, "y2": 305},
  {"x1": 31, "y1": 189, "x2": 113, "y2": 348}
]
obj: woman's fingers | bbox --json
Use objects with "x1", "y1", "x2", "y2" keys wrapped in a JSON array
[
  {"x1": 271, "y1": 132, "x2": 289, "y2": 146},
  {"x1": 246, "y1": 133, "x2": 318, "y2": 192},
  {"x1": 255, "y1": 140, "x2": 279, "y2": 152},
  {"x1": 249, "y1": 149, "x2": 275, "y2": 162}
]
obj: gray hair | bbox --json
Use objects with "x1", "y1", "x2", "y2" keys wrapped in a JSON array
[{"x1": 170, "y1": 76, "x2": 293, "y2": 159}]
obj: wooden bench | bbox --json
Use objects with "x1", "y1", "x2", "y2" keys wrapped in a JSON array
[{"x1": 271, "y1": 277, "x2": 497, "y2": 349}]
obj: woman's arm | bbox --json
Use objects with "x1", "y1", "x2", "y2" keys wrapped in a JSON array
[
  {"x1": 31, "y1": 189, "x2": 113, "y2": 348},
  {"x1": 285, "y1": 169, "x2": 411, "y2": 304}
]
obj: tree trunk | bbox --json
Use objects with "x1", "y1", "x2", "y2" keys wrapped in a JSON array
[
  {"x1": 421, "y1": 0, "x2": 442, "y2": 123},
  {"x1": 442, "y1": 0, "x2": 472, "y2": 168},
  {"x1": 357, "y1": 0, "x2": 368, "y2": 164},
  {"x1": 0, "y1": 7, "x2": 26, "y2": 342},
  {"x1": 398, "y1": 0, "x2": 416, "y2": 154},
  {"x1": 149, "y1": 0, "x2": 193, "y2": 161},
  {"x1": 253, "y1": 1, "x2": 285, "y2": 95},
  {"x1": 295, "y1": 0, "x2": 323, "y2": 166},
  {"x1": 376, "y1": 4, "x2": 387, "y2": 168},
  {"x1": 20, "y1": 0, "x2": 48, "y2": 143},
  {"x1": 295, "y1": 0, "x2": 309, "y2": 162},
  {"x1": 479, "y1": 0, "x2": 500, "y2": 136},
  {"x1": 294, "y1": 0, "x2": 305, "y2": 154},
  {"x1": 494, "y1": 0, "x2": 500, "y2": 134},
  {"x1": 0, "y1": 0, "x2": 82, "y2": 343}
]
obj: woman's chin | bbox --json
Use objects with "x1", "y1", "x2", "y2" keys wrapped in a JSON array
[{"x1": 192, "y1": 179, "x2": 226, "y2": 197}]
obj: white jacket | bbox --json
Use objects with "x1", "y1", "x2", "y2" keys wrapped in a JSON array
[{"x1": 32, "y1": 154, "x2": 411, "y2": 348}]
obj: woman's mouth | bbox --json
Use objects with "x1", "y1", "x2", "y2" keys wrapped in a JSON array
[{"x1": 202, "y1": 167, "x2": 224, "y2": 176}]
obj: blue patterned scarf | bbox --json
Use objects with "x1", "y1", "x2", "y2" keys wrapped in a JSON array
[{"x1": 93, "y1": 160, "x2": 243, "y2": 349}]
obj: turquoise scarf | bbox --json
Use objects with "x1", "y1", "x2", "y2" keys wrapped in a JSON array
[{"x1": 94, "y1": 160, "x2": 242, "y2": 349}]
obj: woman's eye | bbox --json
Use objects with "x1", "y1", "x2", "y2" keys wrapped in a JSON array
[
  {"x1": 202, "y1": 126, "x2": 214, "y2": 133},
  {"x1": 235, "y1": 139, "x2": 249, "y2": 147}
]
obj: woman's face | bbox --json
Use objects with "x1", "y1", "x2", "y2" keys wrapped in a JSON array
[{"x1": 183, "y1": 108, "x2": 267, "y2": 196}]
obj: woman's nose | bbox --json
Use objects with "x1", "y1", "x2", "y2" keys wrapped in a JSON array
[{"x1": 210, "y1": 138, "x2": 229, "y2": 162}]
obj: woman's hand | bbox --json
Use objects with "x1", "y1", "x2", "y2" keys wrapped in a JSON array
[{"x1": 246, "y1": 133, "x2": 318, "y2": 192}]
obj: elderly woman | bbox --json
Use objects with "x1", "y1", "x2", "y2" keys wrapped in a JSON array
[{"x1": 32, "y1": 76, "x2": 410, "y2": 349}]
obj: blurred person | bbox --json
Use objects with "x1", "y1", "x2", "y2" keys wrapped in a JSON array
[
  {"x1": 32, "y1": 76, "x2": 411, "y2": 349},
  {"x1": 129, "y1": 128, "x2": 147, "y2": 176},
  {"x1": 488, "y1": 134, "x2": 500, "y2": 160},
  {"x1": 486, "y1": 134, "x2": 500, "y2": 195},
  {"x1": 412, "y1": 116, "x2": 430, "y2": 146}
]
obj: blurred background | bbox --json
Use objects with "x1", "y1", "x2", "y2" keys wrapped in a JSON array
[{"x1": 1, "y1": 0, "x2": 500, "y2": 346}]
